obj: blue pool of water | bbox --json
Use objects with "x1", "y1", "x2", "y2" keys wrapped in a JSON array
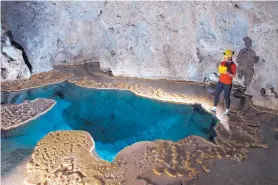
[{"x1": 1, "y1": 82, "x2": 218, "y2": 162}]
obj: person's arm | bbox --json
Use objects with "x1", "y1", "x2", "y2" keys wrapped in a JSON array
[
  {"x1": 228, "y1": 64, "x2": 237, "y2": 77},
  {"x1": 228, "y1": 73, "x2": 236, "y2": 78}
]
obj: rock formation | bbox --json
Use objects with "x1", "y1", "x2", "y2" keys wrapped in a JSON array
[
  {"x1": 1, "y1": 28, "x2": 31, "y2": 81},
  {"x1": 1, "y1": 98, "x2": 56, "y2": 130},
  {"x1": 1, "y1": 1, "x2": 278, "y2": 109},
  {"x1": 1, "y1": 70, "x2": 73, "y2": 92},
  {"x1": 24, "y1": 130, "x2": 113, "y2": 185}
]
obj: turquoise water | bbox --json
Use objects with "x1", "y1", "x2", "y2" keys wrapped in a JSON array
[{"x1": 1, "y1": 83, "x2": 217, "y2": 162}]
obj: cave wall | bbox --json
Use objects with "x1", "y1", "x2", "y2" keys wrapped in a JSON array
[
  {"x1": 1, "y1": 1, "x2": 278, "y2": 109},
  {"x1": 1, "y1": 29, "x2": 31, "y2": 81}
]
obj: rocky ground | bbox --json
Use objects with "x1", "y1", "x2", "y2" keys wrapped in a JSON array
[
  {"x1": 1, "y1": 65, "x2": 277, "y2": 185},
  {"x1": 192, "y1": 117, "x2": 278, "y2": 185}
]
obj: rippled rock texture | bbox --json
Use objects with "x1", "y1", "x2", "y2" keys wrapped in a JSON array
[
  {"x1": 1, "y1": 98, "x2": 56, "y2": 130},
  {"x1": 1, "y1": 1, "x2": 278, "y2": 108},
  {"x1": 1, "y1": 70, "x2": 73, "y2": 92},
  {"x1": 24, "y1": 131, "x2": 110, "y2": 185}
]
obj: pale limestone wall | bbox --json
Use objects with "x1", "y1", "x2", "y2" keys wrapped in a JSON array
[
  {"x1": 1, "y1": 29, "x2": 31, "y2": 81},
  {"x1": 1, "y1": 1, "x2": 278, "y2": 109}
]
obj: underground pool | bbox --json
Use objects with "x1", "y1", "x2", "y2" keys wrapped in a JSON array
[{"x1": 1, "y1": 82, "x2": 218, "y2": 162}]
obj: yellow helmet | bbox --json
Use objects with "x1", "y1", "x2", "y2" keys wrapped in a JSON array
[{"x1": 223, "y1": 49, "x2": 234, "y2": 57}]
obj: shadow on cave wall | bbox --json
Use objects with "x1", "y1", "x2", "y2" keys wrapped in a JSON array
[{"x1": 236, "y1": 36, "x2": 259, "y2": 88}]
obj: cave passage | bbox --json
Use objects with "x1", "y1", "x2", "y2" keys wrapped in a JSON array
[{"x1": 1, "y1": 82, "x2": 218, "y2": 162}]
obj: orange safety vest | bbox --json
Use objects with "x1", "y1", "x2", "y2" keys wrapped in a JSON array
[{"x1": 219, "y1": 61, "x2": 237, "y2": 85}]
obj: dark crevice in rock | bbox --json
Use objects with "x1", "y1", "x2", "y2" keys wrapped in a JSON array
[
  {"x1": 260, "y1": 88, "x2": 266, "y2": 96},
  {"x1": 234, "y1": 4, "x2": 240, "y2": 9},
  {"x1": 168, "y1": 28, "x2": 179, "y2": 33},
  {"x1": 1, "y1": 68, "x2": 8, "y2": 80},
  {"x1": 111, "y1": 50, "x2": 116, "y2": 57},
  {"x1": 127, "y1": 23, "x2": 135, "y2": 27},
  {"x1": 1, "y1": 52, "x2": 12, "y2": 61},
  {"x1": 5, "y1": 31, "x2": 33, "y2": 73},
  {"x1": 159, "y1": 14, "x2": 165, "y2": 18},
  {"x1": 270, "y1": 87, "x2": 278, "y2": 98},
  {"x1": 1, "y1": 49, "x2": 11, "y2": 80},
  {"x1": 196, "y1": 47, "x2": 203, "y2": 63},
  {"x1": 61, "y1": 60, "x2": 67, "y2": 64}
]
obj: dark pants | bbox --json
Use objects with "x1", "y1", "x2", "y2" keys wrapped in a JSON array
[{"x1": 214, "y1": 82, "x2": 232, "y2": 109}]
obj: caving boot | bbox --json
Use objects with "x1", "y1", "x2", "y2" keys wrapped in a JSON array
[{"x1": 223, "y1": 109, "x2": 229, "y2": 115}]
